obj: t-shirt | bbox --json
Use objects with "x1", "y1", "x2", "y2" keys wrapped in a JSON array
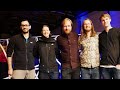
[{"x1": 0, "y1": 52, "x2": 7, "y2": 62}]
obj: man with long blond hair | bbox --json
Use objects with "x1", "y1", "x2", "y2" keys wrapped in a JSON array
[{"x1": 78, "y1": 18, "x2": 100, "y2": 79}]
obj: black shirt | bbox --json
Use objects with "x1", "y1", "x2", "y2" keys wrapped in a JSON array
[
  {"x1": 7, "y1": 34, "x2": 36, "y2": 70},
  {"x1": 33, "y1": 36, "x2": 58, "y2": 72},
  {"x1": 99, "y1": 28, "x2": 120, "y2": 65}
]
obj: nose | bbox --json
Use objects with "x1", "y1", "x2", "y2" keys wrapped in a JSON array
[
  {"x1": 104, "y1": 20, "x2": 107, "y2": 23},
  {"x1": 66, "y1": 26, "x2": 69, "y2": 29}
]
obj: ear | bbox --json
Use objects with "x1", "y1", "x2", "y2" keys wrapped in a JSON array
[
  {"x1": 109, "y1": 18, "x2": 111, "y2": 22},
  {"x1": 29, "y1": 25, "x2": 31, "y2": 29},
  {"x1": 41, "y1": 30, "x2": 43, "y2": 34}
]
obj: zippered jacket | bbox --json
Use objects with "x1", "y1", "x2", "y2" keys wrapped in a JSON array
[
  {"x1": 7, "y1": 34, "x2": 36, "y2": 70},
  {"x1": 99, "y1": 28, "x2": 120, "y2": 65},
  {"x1": 33, "y1": 36, "x2": 58, "y2": 72}
]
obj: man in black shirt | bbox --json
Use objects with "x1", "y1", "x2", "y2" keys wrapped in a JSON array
[
  {"x1": 99, "y1": 13, "x2": 120, "y2": 79},
  {"x1": 7, "y1": 19, "x2": 36, "y2": 79}
]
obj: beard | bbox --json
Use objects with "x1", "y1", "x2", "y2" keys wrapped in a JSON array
[
  {"x1": 22, "y1": 29, "x2": 29, "y2": 34},
  {"x1": 64, "y1": 29, "x2": 71, "y2": 34},
  {"x1": 22, "y1": 31, "x2": 29, "y2": 34}
]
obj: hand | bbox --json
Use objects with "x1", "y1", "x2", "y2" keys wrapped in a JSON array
[
  {"x1": 115, "y1": 64, "x2": 120, "y2": 69},
  {"x1": 8, "y1": 68, "x2": 13, "y2": 76}
]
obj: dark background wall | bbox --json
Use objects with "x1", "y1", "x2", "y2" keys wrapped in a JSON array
[
  {"x1": 74, "y1": 11, "x2": 120, "y2": 35},
  {"x1": 0, "y1": 11, "x2": 120, "y2": 39}
]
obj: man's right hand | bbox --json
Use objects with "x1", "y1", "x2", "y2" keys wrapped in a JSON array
[{"x1": 8, "y1": 68, "x2": 13, "y2": 76}]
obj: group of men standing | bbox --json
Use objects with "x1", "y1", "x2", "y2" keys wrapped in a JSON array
[{"x1": 4, "y1": 13, "x2": 120, "y2": 79}]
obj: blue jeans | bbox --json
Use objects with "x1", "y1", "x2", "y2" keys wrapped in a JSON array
[
  {"x1": 81, "y1": 67, "x2": 100, "y2": 79},
  {"x1": 100, "y1": 67, "x2": 120, "y2": 79},
  {"x1": 62, "y1": 67, "x2": 80, "y2": 79},
  {"x1": 39, "y1": 71, "x2": 58, "y2": 79}
]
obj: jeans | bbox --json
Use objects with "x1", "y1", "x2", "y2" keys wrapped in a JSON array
[
  {"x1": 39, "y1": 71, "x2": 58, "y2": 79},
  {"x1": 62, "y1": 67, "x2": 80, "y2": 79},
  {"x1": 81, "y1": 67, "x2": 100, "y2": 79},
  {"x1": 100, "y1": 67, "x2": 120, "y2": 79}
]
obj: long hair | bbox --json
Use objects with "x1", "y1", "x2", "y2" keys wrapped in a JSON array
[{"x1": 79, "y1": 18, "x2": 96, "y2": 43}]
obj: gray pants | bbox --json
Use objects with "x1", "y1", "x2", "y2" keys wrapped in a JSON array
[{"x1": 12, "y1": 69, "x2": 35, "y2": 79}]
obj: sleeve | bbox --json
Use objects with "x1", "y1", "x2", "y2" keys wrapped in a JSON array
[
  {"x1": 56, "y1": 36, "x2": 61, "y2": 62},
  {"x1": 7, "y1": 37, "x2": 15, "y2": 57},
  {"x1": 78, "y1": 35, "x2": 81, "y2": 48},
  {"x1": 117, "y1": 29, "x2": 120, "y2": 64},
  {"x1": 33, "y1": 42, "x2": 39, "y2": 59},
  {"x1": 55, "y1": 41, "x2": 60, "y2": 59},
  {"x1": 98, "y1": 34, "x2": 101, "y2": 54}
]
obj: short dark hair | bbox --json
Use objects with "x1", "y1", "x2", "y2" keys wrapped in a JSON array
[{"x1": 20, "y1": 19, "x2": 31, "y2": 25}]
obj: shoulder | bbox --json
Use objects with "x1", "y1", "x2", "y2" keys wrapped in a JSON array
[
  {"x1": 56, "y1": 35, "x2": 62, "y2": 40},
  {"x1": 113, "y1": 28, "x2": 120, "y2": 32},
  {"x1": 35, "y1": 40, "x2": 42, "y2": 47},
  {"x1": 95, "y1": 34, "x2": 99, "y2": 38},
  {"x1": 49, "y1": 37, "x2": 56, "y2": 42},
  {"x1": 93, "y1": 34, "x2": 99, "y2": 41},
  {"x1": 98, "y1": 31, "x2": 104, "y2": 37},
  {"x1": 72, "y1": 32, "x2": 79, "y2": 38},
  {"x1": 72, "y1": 32, "x2": 78, "y2": 36},
  {"x1": 30, "y1": 37, "x2": 37, "y2": 42},
  {"x1": 11, "y1": 34, "x2": 20, "y2": 38},
  {"x1": 37, "y1": 37, "x2": 43, "y2": 41},
  {"x1": 9, "y1": 34, "x2": 20, "y2": 41}
]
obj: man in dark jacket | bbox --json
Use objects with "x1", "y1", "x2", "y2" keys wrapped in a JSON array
[
  {"x1": 7, "y1": 19, "x2": 36, "y2": 79},
  {"x1": 57, "y1": 18, "x2": 80, "y2": 79},
  {"x1": 99, "y1": 13, "x2": 120, "y2": 79},
  {"x1": 33, "y1": 25, "x2": 59, "y2": 79}
]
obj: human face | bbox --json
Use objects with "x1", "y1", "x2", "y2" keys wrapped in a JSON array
[
  {"x1": 83, "y1": 19, "x2": 92, "y2": 32},
  {"x1": 42, "y1": 26, "x2": 50, "y2": 38},
  {"x1": 101, "y1": 16, "x2": 111, "y2": 28},
  {"x1": 20, "y1": 21, "x2": 31, "y2": 34},
  {"x1": 62, "y1": 20, "x2": 72, "y2": 34}
]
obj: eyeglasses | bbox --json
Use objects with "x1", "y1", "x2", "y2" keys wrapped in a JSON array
[{"x1": 21, "y1": 25, "x2": 30, "y2": 27}]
